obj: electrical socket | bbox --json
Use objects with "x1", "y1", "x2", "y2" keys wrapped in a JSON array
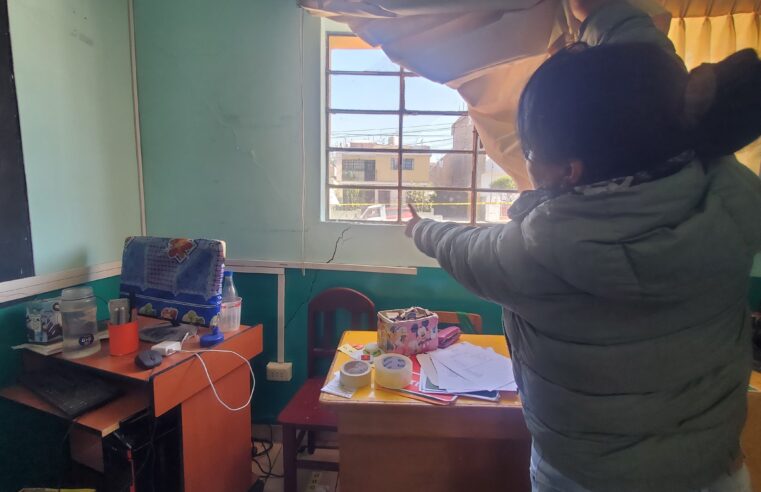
[{"x1": 266, "y1": 361, "x2": 293, "y2": 382}]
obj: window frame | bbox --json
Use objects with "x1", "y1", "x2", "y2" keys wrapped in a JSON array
[{"x1": 325, "y1": 32, "x2": 517, "y2": 225}]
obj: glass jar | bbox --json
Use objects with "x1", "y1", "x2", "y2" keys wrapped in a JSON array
[{"x1": 60, "y1": 286, "x2": 100, "y2": 359}]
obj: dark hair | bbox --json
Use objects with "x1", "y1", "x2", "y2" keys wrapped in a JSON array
[{"x1": 517, "y1": 43, "x2": 761, "y2": 184}]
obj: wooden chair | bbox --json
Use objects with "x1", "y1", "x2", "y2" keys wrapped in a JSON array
[
  {"x1": 278, "y1": 288, "x2": 376, "y2": 492},
  {"x1": 434, "y1": 311, "x2": 483, "y2": 334}
]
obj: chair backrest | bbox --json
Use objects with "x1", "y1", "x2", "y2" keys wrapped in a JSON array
[
  {"x1": 307, "y1": 288, "x2": 376, "y2": 378},
  {"x1": 434, "y1": 311, "x2": 483, "y2": 334}
]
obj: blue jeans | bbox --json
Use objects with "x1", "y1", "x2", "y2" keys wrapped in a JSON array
[{"x1": 530, "y1": 445, "x2": 752, "y2": 492}]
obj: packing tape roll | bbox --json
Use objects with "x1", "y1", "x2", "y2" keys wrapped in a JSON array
[
  {"x1": 340, "y1": 360, "x2": 372, "y2": 389},
  {"x1": 374, "y1": 354, "x2": 413, "y2": 389}
]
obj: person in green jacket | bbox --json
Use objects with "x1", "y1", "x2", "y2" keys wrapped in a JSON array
[{"x1": 406, "y1": 6, "x2": 761, "y2": 492}]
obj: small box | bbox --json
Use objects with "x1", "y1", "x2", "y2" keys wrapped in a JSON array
[
  {"x1": 26, "y1": 298, "x2": 63, "y2": 344},
  {"x1": 378, "y1": 307, "x2": 438, "y2": 356}
]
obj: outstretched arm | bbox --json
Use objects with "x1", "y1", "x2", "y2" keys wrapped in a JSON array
[{"x1": 406, "y1": 206, "x2": 521, "y2": 304}]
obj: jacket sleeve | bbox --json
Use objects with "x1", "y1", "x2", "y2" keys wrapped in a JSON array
[
  {"x1": 708, "y1": 156, "x2": 761, "y2": 255},
  {"x1": 412, "y1": 218, "x2": 521, "y2": 304},
  {"x1": 580, "y1": 1, "x2": 678, "y2": 56}
]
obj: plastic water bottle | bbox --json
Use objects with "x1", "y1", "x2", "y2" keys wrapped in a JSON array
[
  {"x1": 219, "y1": 271, "x2": 242, "y2": 333},
  {"x1": 222, "y1": 271, "x2": 238, "y2": 301}
]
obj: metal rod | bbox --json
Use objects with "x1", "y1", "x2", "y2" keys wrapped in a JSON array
[
  {"x1": 327, "y1": 147, "x2": 474, "y2": 155},
  {"x1": 329, "y1": 108, "x2": 467, "y2": 116},
  {"x1": 397, "y1": 66, "x2": 404, "y2": 224},
  {"x1": 470, "y1": 126, "x2": 479, "y2": 224}
]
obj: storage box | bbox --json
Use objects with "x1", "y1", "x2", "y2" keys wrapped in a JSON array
[
  {"x1": 377, "y1": 307, "x2": 438, "y2": 356},
  {"x1": 26, "y1": 298, "x2": 62, "y2": 344},
  {"x1": 119, "y1": 237, "x2": 226, "y2": 327}
]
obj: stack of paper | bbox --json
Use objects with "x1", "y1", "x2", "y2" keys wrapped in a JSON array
[{"x1": 418, "y1": 342, "x2": 517, "y2": 393}]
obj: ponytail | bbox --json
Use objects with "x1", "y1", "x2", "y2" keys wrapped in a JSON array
[
  {"x1": 685, "y1": 49, "x2": 761, "y2": 159},
  {"x1": 517, "y1": 44, "x2": 761, "y2": 186}
]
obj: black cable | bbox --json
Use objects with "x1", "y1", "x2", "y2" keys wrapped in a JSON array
[
  {"x1": 119, "y1": 415, "x2": 159, "y2": 492},
  {"x1": 251, "y1": 424, "x2": 284, "y2": 483},
  {"x1": 56, "y1": 420, "x2": 76, "y2": 492}
]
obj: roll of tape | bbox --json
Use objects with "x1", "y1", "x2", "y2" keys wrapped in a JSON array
[
  {"x1": 340, "y1": 360, "x2": 372, "y2": 389},
  {"x1": 374, "y1": 354, "x2": 413, "y2": 389}
]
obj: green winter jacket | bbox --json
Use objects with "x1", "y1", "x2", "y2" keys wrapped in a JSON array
[{"x1": 412, "y1": 158, "x2": 761, "y2": 491}]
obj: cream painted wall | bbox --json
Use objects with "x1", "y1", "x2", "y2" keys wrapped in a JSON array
[{"x1": 9, "y1": 0, "x2": 142, "y2": 275}]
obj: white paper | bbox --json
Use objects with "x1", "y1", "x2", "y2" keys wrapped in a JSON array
[
  {"x1": 417, "y1": 353, "x2": 440, "y2": 386},
  {"x1": 427, "y1": 343, "x2": 516, "y2": 393},
  {"x1": 320, "y1": 371, "x2": 356, "y2": 399}
]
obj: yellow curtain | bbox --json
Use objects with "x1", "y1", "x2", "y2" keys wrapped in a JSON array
[{"x1": 667, "y1": 10, "x2": 761, "y2": 173}]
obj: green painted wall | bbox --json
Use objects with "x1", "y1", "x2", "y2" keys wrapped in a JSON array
[
  {"x1": 8, "y1": 0, "x2": 141, "y2": 275},
  {"x1": 133, "y1": 0, "x2": 437, "y2": 268},
  {"x1": 0, "y1": 276, "x2": 121, "y2": 492}
]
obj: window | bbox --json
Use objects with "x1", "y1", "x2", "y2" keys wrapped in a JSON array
[
  {"x1": 391, "y1": 158, "x2": 414, "y2": 171},
  {"x1": 341, "y1": 158, "x2": 376, "y2": 182},
  {"x1": 326, "y1": 33, "x2": 518, "y2": 224}
]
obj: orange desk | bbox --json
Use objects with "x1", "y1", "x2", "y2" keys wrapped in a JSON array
[
  {"x1": 320, "y1": 331, "x2": 531, "y2": 492},
  {"x1": 1, "y1": 318, "x2": 264, "y2": 492},
  {"x1": 322, "y1": 331, "x2": 761, "y2": 492},
  {"x1": 745, "y1": 371, "x2": 761, "y2": 488}
]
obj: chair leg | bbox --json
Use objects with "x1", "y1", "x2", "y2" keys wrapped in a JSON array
[
  {"x1": 307, "y1": 430, "x2": 316, "y2": 455},
  {"x1": 282, "y1": 425, "x2": 298, "y2": 492}
]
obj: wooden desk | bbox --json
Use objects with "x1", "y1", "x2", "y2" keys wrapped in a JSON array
[
  {"x1": 320, "y1": 331, "x2": 531, "y2": 492},
  {"x1": 1, "y1": 319, "x2": 264, "y2": 492},
  {"x1": 745, "y1": 371, "x2": 761, "y2": 488},
  {"x1": 322, "y1": 332, "x2": 761, "y2": 492}
]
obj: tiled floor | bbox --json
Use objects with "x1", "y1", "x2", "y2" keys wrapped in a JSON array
[{"x1": 252, "y1": 425, "x2": 340, "y2": 492}]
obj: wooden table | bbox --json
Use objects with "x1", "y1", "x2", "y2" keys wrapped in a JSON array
[
  {"x1": 322, "y1": 331, "x2": 761, "y2": 492},
  {"x1": 320, "y1": 331, "x2": 531, "y2": 492},
  {"x1": 1, "y1": 318, "x2": 264, "y2": 492},
  {"x1": 745, "y1": 371, "x2": 761, "y2": 487}
]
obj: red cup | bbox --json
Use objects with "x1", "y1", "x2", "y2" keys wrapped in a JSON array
[{"x1": 108, "y1": 320, "x2": 139, "y2": 356}]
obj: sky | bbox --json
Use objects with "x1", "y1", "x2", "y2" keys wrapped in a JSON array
[{"x1": 329, "y1": 46, "x2": 468, "y2": 151}]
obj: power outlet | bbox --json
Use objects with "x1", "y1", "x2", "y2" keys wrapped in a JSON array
[{"x1": 266, "y1": 361, "x2": 293, "y2": 382}]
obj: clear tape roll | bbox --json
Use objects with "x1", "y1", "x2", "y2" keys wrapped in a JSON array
[
  {"x1": 340, "y1": 360, "x2": 372, "y2": 389},
  {"x1": 374, "y1": 354, "x2": 413, "y2": 389}
]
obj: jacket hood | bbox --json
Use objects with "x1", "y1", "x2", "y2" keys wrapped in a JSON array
[{"x1": 521, "y1": 160, "x2": 756, "y2": 302}]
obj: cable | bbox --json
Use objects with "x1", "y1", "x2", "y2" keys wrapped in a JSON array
[
  {"x1": 299, "y1": 8, "x2": 307, "y2": 274},
  {"x1": 252, "y1": 424, "x2": 284, "y2": 483},
  {"x1": 180, "y1": 349, "x2": 256, "y2": 412},
  {"x1": 56, "y1": 421, "x2": 76, "y2": 492}
]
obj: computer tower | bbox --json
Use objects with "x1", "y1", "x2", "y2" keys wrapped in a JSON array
[{"x1": 103, "y1": 407, "x2": 182, "y2": 492}]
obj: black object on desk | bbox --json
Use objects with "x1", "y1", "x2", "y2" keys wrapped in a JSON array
[
  {"x1": 135, "y1": 350, "x2": 163, "y2": 370},
  {"x1": 19, "y1": 365, "x2": 121, "y2": 418},
  {"x1": 139, "y1": 323, "x2": 194, "y2": 344}
]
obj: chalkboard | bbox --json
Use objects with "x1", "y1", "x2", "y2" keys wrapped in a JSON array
[{"x1": 0, "y1": 0, "x2": 33, "y2": 282}]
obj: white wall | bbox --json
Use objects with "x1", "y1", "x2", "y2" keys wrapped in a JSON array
[{"x1": 9, "y1": 0, "x2": 142, "y2": 275}]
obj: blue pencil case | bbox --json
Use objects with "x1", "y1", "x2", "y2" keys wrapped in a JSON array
[{"x1": 120, "y1": 237, "x2": 226, "y2": 327}]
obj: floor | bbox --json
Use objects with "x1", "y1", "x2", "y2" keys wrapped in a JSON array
[{"x1": 252, "y1": 425, "x2": 340, "y2": 492}]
